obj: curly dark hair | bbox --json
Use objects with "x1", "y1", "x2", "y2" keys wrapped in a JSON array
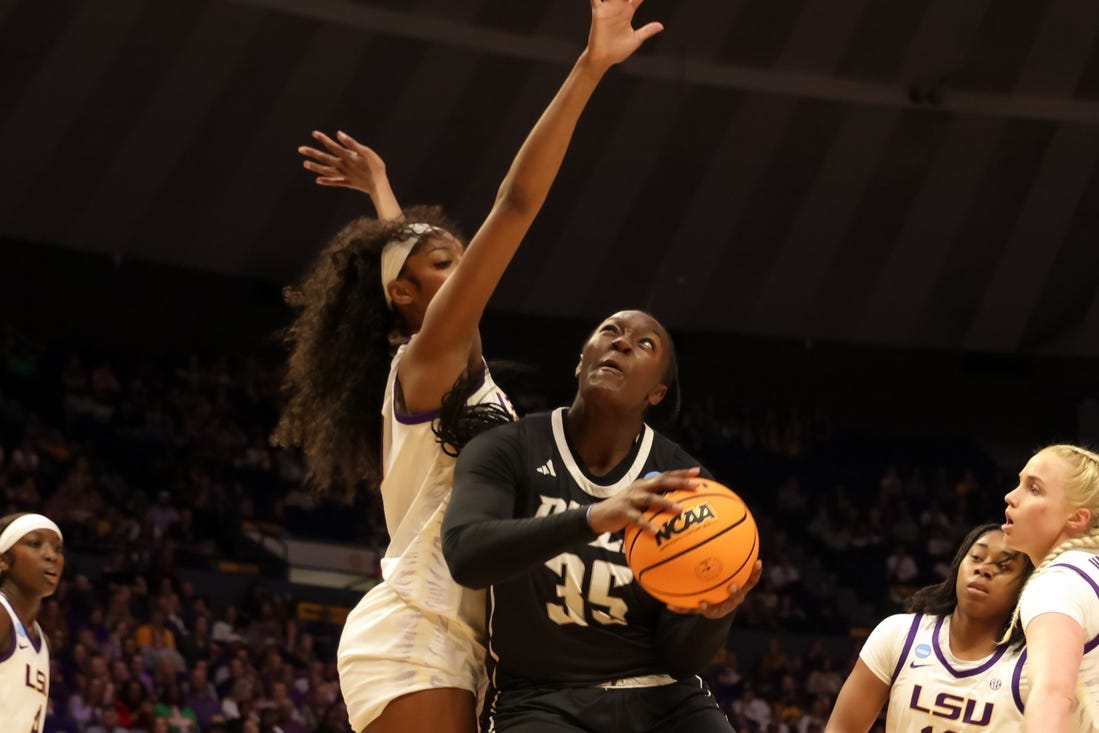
[
  {"x1": 906, "y1": 522, "x2": 1034, "y2": 648},
  {"x1": 272, "y1": 206, "x2": 464, "y2": 493},
  {"x1": 433, "y1": 367, "x2": 515, "y2": 457}
]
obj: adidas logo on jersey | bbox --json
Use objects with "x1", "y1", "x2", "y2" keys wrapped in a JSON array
[{"x1": 536, "y1": 459, "x2": 556, "y2": 477}]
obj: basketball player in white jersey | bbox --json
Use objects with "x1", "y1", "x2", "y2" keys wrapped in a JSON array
[
  {"x1": 1002, "y1": 444, "x2": 1099, "y2": 733},
  {"x1": 0, "y1": 512, "x2": 64, "y2": 733},
  {"x1": 274, "y1": 2, "x2": 665, "y2": 731},
  {"x1": 826, "y1": 523, "x2": 1032, "y2": 733}
]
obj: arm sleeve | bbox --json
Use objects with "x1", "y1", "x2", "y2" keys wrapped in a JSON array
[
  {"x1": 442, "y1": 425, "x2": 598, "y2": 589},
  {"x1": 653, "y1": 611, "x2": 736, "y2": 678}
]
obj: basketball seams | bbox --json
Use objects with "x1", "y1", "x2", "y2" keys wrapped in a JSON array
[
  {"x1": 637, "y1": 529, "x2": 759, "y2": 600},
  {"x1": 635, "y1": 517, "x2": 752, "y2": 579},
  {"x1": 624, "y1": 483, "x2": 760, "y2": 611},
  {"x1": 624, "y1": 493, "x2": 748, "y2": 564}
]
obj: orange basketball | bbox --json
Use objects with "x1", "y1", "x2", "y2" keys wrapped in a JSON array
[{"x1": 624, "y1": 479, "x2": 759, "y2": 608}]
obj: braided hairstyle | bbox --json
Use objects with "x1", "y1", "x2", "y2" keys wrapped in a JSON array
[
  {"x1": 432, "y1": 367, "x2": 514, "y2": 457},
  {"x1": 1001, "y1": 444, "x2": 1099, "y2": 643},
  {"x1": 906, "y1": 522, "x2": 1033, "y2": 648},
  {"x1": 272, "y1": 206, "x2": 465, "y2": 493}
]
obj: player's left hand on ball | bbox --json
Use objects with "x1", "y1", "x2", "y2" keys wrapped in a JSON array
[{"x1": 667, "y1": 559, "x2": 763, "y2": 619}]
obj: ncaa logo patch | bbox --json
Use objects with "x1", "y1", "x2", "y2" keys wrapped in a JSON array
[
  {"x1": 989, "y1": 678, "x2": 1002, "y2": 690},
  {"x1": 914, "y1": 644, "x2": 932, "y2": 659}
]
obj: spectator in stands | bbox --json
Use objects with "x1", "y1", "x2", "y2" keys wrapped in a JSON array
[
  {"x1": 135, "y1": 609, "x2": 177, "y2": 657},
  {"x1": 757, "y1": 637, "x2": 791, "y2": 693},
  {"x1": 116, "y1": 677, "x2": 154, "y2": 730},
  {"x1": 184, "y1": 663, "x2": 220, "y2": 730},
  {"x1": 765, "y1": 701, "x2": 793, "y2": 733},
  {"x1": 85, "y1": 705, "x2": 128, "y2": 733},
  {"x1": 884, "y1": 544, "x2": 919, "y2": 589},
  {"x1": 69, "y1": 676, "x2": 112, "y2": 729},
  {"x1": 733, "y1": 684, "x2": 771, "y2": 729},
  {"x1": 805, "y1": 656, "x2": 843, "y2": 698},
  {"x1": 767, "y1": 553, "x2": 801, "y2": 591},
  {"x1": 797, "y1": 696, "x2": 830, "y2": 733},
  {"x1": 147, "y1": 491, "x2": 181, "y2": 540},
  {"x1": 153, "y1": 680, "x2": 199, "y2": 732}
]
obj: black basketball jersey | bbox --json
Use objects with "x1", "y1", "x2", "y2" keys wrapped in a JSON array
[{"x1": 447, "y1": 407, "x2": 731, "y2": 691}]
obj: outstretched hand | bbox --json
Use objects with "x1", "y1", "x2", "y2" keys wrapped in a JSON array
[
  {"x1": 586, "y1": 0, "x2": 664, "y2": 69},
  {"x1": 587, "y1": 468, "x2": 701, "y2": 535},
  {"x1": 298, "y1": 130, "x2": 402, "y2": 219},
  {"x1": 298, "y1": 130, "x2": 387, "y2": 193},
  {"x1": 667, "y1": 559, "x2": 764, "y2": 619}
]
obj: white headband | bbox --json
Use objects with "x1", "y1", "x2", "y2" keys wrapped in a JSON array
[
  {"x1": 0, "y1": 514, "x2": 62, "y2": 555},
  {"x1": 380, "y1": 223, "x2": 446, "y2": 309}
]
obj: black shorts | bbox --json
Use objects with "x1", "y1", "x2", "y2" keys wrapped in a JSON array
[{"x1": 481, "y1": 677, "x2": 734, "y2": 733}]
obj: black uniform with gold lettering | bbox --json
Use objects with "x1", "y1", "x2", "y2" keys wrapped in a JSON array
[{"x1": 443, "y1": 408, "x2": 735, "y2": 733}]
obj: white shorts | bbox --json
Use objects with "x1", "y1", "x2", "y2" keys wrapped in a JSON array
[{"x1": 338, "y1": 580, "x2": 486, "y2": 731}]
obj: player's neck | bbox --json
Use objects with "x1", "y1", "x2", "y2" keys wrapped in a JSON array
[
  {"x1": 563, "y1": 404, "x2": 644, "y2": 477},
  {"x1": 947, "y1": 611, "x2": 1001, "y2": 660}
]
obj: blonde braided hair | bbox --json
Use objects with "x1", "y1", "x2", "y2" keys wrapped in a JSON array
[{"x1": 1001, "y1": 444, "x2": 1099, "y2": 643}]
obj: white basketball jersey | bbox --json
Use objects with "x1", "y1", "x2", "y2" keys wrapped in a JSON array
[
  {"x1": 0, "y1": 594, "x2": 50, "y2": 733},
  {"x1": 375, "y1": 341, "x2": 514, "y2": 621},
  {"x1": 1018, "y1": 549, "x2": 1099, "y2": 732},
  {"x1": 860, "y1": 613, "x2": 1024, "y2": 733}
]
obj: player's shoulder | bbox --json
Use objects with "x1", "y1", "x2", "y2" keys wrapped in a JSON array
[
  {"x1": 646, "y1": 428, "x2": 711, "y2": 476},
  {"x1": 873, "y1": 611, "x2": 925, "y2": 637},
  {"x1": 1025, "y1": 548, "x2": 1099, "y2": 601},
  {"x1": 1050, "y1": 548, "x2": 1099, "y2": 572}
]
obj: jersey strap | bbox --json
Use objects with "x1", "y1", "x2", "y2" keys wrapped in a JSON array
[
  {"x1": 890, "y1": 613, "x2": 923, "y2": 683},
  {"x1": 1011, "y1": 649, "x2": 1027, "y2": 714}
]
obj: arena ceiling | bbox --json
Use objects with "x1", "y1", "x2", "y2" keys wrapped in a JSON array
[{"x1": 3, "y1": 0, "x2": 1099, "y2": 356}]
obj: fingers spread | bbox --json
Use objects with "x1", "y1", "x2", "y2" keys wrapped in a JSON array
[
  {"x1": 299, "y1": 146, "x2": 339, "y2": 166},
  {"x1": 312, "y1": 130, "x2": 350, "y2": 157},
  {"x1": 637, "y1": 493, "x2": 682, "y2": 515},
  {"x1": 337, "y1": 130, "x2": 366, "y2": 152}
]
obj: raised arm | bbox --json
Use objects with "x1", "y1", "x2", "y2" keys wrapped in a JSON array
[
  {"x1": 399, "y1": 0, "x2": 664, "y2": 410},
  {"x1": 298, "y1": 130, "x2": 402, "y2": 220}
]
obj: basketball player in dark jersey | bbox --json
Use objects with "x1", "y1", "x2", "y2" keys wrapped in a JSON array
[{"x1": 443, "y1": 310, "x2": 762, "y2": 732}]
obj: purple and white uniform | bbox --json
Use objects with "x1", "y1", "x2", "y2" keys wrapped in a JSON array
[
  {"x1": 1017, "y1": 549, "x2": 1099, "y2": 732},
  {"x1": 338, "y1": 339, "x2": 515, "y2": 731},
  {"x1": 860, "y1": 612, "x2": 1025, "y2": 733},
  {"x1": 0, "y1": 594, "x2": 50, "y2": 733}
]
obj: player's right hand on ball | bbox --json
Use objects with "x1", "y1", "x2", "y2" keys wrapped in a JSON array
[{"x1": 587, "y1": 468, "x2": 702, "y2": 535}]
